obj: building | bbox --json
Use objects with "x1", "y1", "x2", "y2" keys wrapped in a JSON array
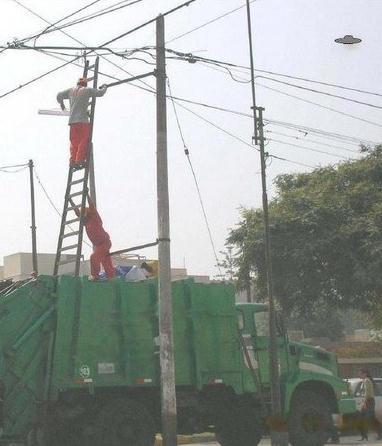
[{"x1": 0, "y1": 252, "x2": 210, "y2": 283}]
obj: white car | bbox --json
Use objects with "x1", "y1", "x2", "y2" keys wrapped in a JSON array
[
  {"x1": 334, "y1": 378, "x2": 382, "y2": 432},
  {"x1": 347, "y1": 378, "x2": 382, "y2": 424}
]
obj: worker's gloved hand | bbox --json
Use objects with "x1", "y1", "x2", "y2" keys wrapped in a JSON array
[{"x1": 60, "y1": 104, "x2": 66, "y2": 111}]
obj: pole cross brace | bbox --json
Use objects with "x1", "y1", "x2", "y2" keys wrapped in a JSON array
[{"x1": 105, "y1": 71, "x2": 156, "y2": 88}]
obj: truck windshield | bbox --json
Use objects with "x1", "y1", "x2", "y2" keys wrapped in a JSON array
[{"x1": 254, "y1": 311, "x2": 270, "y2": 337}]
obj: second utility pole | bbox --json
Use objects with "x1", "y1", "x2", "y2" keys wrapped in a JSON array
[
  {"x1": 245, "y1": 1, "x2": 288, "y2": 445},
  {"x1": 156, "y1": 14, "x2": 178, "y2": 446},
  {"x1": 28, "y1": 159, "x2": 38, "y2": 274}
]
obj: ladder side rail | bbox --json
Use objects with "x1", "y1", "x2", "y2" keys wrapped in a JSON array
[
  {"x1": 74, "y1": 172, "x2": 89, "y2": 276},
  {"x1": 53, "y1": 168, "x2": 74, "y2": 275},
  {"x1": 74, "y1": 57, "x2": 99, "y2": 275}
]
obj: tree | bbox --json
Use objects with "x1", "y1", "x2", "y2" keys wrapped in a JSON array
[{"x1": 227, "y1": 146, "x2": 382, "y2": 322}]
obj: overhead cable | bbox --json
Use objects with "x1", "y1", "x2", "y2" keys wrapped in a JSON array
[
  {"x1": 256, "y1": 82, "x2": 382, "y2": 129},
  {"x1": 167, "y1": 78, "x2": 223, "y2": 277},
  {"x1": 165, "y1": 49, "x2": 382, "y2": 98},
  {"x1": 254, "y1": 75, "x2": 382, "y2": 110},
  {"x1": 172, "y1": 99, "x2": 316, "y2": 169},
  {"x1": 168, "y1": 50, "x2": 382, "y2": 109},
  {"x1": 268, "y1": 138, "x2": 351, "y2": 160},
  {"x1": 265, "y1": 130, "x2": 359, "y2": 154},
  {"x1": 166, "y1": 0, "x2": 256, "y2": 44},
  {"x1": 27, "y1": 0, "x2": 144, "y2": 43}
]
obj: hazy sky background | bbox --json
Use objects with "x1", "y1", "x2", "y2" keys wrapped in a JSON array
[{"x1": 0, "y1": 0, "x2": 381, "y2": 277}]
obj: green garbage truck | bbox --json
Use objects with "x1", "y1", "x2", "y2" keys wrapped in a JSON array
[{"x1": 0, "y1": 275, "x2": 353, "y2": 446}]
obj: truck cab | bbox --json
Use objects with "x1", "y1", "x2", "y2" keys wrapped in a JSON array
[{"x1": 236, "y1": 302, "x2": 354, "y2": 446}]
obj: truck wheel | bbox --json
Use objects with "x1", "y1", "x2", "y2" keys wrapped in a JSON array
[
  {"x1": 95, "y1": 399, "x2": 156, "y2": 446},
  {"x1": 216, "y1": 402, "x2": 263, "y2": 446},
  {"x1": 288, "y1": 391, "x2": 331, "y2": 446}
]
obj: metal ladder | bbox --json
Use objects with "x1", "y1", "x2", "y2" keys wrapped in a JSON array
[{"x1": 53, "y1": 57, "x2": 100, "y2": 276}]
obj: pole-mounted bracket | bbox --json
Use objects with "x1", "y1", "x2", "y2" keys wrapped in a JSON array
[{"x1": 105, "y1": 70, "x2": 156, "y2": 88}]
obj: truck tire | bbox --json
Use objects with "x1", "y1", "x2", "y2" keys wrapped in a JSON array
[
  {"x1": 216, "y1": 401, "x2": 263, "y2": 446},
  {"x1": 288, "y1": 390, "x2": 331, "y2": 446},
  {"x1": 95, "y1": 399, "x2": 156, "y2": 446}
]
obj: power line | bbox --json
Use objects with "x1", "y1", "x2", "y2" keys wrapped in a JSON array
[
  {"x1": 167, "y1": 79, "x2": 222, "y2": 277},
  {"x1": 254, "y1": 75, "x2": 382, "y2": 110},
  {"x1": 0, "y1": 162, "x2": 29, "y2": 170},
  {"x1": 268, "y1": 138, "x2": 352, "y2": 160},
  {"x1": 165, "y1": 49, "x2": 382, "y2": 98},
  {"x1": 265, "y1": 118, "x2": 378, "y2": 146},
  {"x1": 166, "y1": 0, "x2": 256, "y2": 44},
  {"x1": 169, "y1": 51, "x2": 382, "y2": 109},
  {"x1": 265, "y1": 130, "x2": 360, "y2": 154},
  {"x1": 0, "y1": 56, "x2": 81, "y2": 100},
  {"x1": 13, "y1": 0, "x2": 103, "y2": 44},
  {"x1": 256, "y1": 82, "x2": 382, "y2": 129},
  {"x1": 172, "y1": 99, "x2": 318, "y2": 169},
  {"x1": 27, "y1": 0, "x2": 145, "y2": 43}
]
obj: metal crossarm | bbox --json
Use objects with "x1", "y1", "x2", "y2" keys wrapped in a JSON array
[{"x1": 53, "y1": 57, "x2": 100, "y2": 276}]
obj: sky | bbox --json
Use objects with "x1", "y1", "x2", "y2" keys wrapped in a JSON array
[{"x1": 0, "y1": 0, "x2": 381, "y2": 278}]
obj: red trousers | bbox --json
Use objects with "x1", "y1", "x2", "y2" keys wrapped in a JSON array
[
  {"x1": 90, "y1": 238, "x2": 115, "y2": 278},
  {"x1": 69, "y1": 123, "x2": 90, "y2": 164}
]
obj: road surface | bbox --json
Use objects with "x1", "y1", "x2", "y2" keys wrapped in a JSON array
[{"x1": 191, "y1": 437, "x2": 382, "y2": 445}]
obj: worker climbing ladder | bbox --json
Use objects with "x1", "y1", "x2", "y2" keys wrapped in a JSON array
[{"x1": 53, "y1": 57, "x2": 100, "y2": 276}]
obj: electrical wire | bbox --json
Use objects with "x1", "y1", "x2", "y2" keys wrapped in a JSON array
[
  {"x1": 13, "y1": 0, "x2": 103, "y2": 44},
  {"x1": 167, "y1": 79, "x2": 223, "y2": 277},
  {"x1": 0, "y1": 162, "x2": 29, "y2": 170},
  {"x1": 164, "y1": 48, "x2": 382, "y2": 98},
  {"x1": 166, "y1": 0, "x2": 257, "y2": 44},
  {"x1": 0, "y1": 56, "x2": 81, "y2": 100},
  {"x1": 268, "y1": 138, "x2": 352, "y2": 160},
  {"x1": 30, "y1": 0, "x2": 145, "y2": 43},
  {"x1": 254, "y1": 75, "x2": 382, "y2": 110},
  {"x1": 0, "y1": 166, "x2": 29, "y2": 173},
  {"x1": 172, "y1": 99, "x2": 318, "y2": 169},
  {"x1": 265, "y1": 118, "x2": 378, "y2": 146},
  {"x1": 167, "y1": 50, "x2": 382, "y2": 109},
  {"x1": 256, "y1": 82, "x2": 382, "y2": 129},
  {"x1": 265, "y1": 130, "x2": 360, "y2": 154}
]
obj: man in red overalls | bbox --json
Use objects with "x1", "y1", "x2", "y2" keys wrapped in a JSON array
[
  {"x1": 73, "y1": 199, "x2": 115, "y2": 280},
  {"x1": 57, "y1": 78, "x2": 107, "y2": 168}
]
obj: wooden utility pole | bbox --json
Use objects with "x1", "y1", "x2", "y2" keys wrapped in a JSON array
[
  {"x1": 257, "y1": 108, "x2": 287, "y2": 445},
  {"x1": 156, "y1": 14, "x2": 177, "y2": 446},
  {"x1": 28, "y1": 159, "x2": 38, "y2": 274},
  {"x1": 245, "y1": 1, "x2": 287, "y2": 445}
]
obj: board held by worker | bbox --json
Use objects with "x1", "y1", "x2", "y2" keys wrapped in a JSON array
[{"x1": 56, "y1": 78, "x2": 107, "y2": 169}]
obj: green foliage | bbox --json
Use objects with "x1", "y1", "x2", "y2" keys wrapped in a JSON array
[{"x1": 228, "y1": 146, "x2": 382, "y2": 320}]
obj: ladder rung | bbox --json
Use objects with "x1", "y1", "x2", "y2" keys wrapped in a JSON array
[
  {"x1": 58, "y1": 258, "x2": 76, "y2": 266},
  {"x1": 69, "y1": 191, "x2": 84, "y2": 199},
  {"x1": 70, "y1": 178, "x2": 85, "y2": 186},
  {"x1": 59, "y1": 244, "x2": 78, "y2": 252},
  {"x1": 65, "y1": 217, "x2": 81, "y2": 225},
  {"x1": 62, "y1": 231, "x2": 79, "y2": 238}
]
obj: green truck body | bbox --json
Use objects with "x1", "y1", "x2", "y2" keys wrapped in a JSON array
[{"x1": 0, "y1": 276, "x2": 354, "y2": 446}]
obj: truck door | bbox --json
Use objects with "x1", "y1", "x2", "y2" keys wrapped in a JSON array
[{"x1": 252, "y1": 309, "x2": 288, "y2": 385}]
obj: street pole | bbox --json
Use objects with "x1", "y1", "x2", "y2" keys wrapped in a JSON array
[
  {"x1": 28, "y1": 159, "x2": 38, "y2": 274},
  {"x1": 257, "y1": 108, "x2": 287, "y2": 445},
  {"x1": 156, "y1": 14, "x2": 177, "y2": 446},
  {"x1": 245, "y1": 1, "x2": 287, "y2": 445},
  {"x1": 246, "y1": 0, "x2": 258, "y2": 145}
]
